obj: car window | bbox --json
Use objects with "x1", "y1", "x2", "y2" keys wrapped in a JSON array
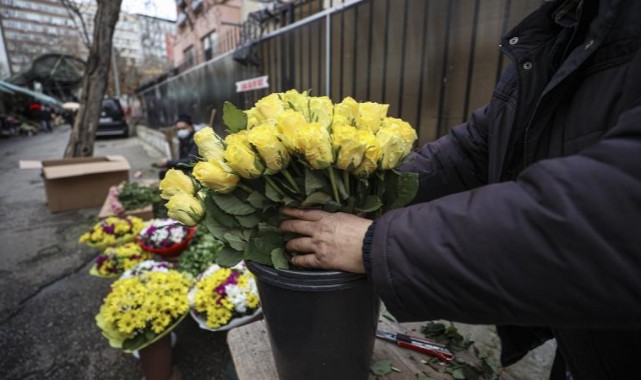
[{"x1": 102, "y1": 100, "x2": 123, "y2": 119}]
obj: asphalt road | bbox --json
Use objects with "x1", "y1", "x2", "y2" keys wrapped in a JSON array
[{"x1": 0, "y1": 125, "x2": 236, "y2": 380}]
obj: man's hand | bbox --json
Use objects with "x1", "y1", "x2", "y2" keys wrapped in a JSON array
[
  {"x1": 152, "y1": 159, "x2": 168, "y2": 168},
  {"x1": 279, "y1": 207, "x2": 372, "y2": 273}
]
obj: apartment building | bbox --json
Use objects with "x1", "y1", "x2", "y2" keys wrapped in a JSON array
[{"x1": 172, "y1": 0, "x2": 242, "y2": 71}]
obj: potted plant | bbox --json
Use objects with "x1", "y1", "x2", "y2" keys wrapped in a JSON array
[
  {"x1": 79, "y1": 216, "x2": 145, "y2": 251},
  {"x1": 136, "y1": 218, "x2": 197, "y2": 259},
  {"x1": 95, "y1": 260, "x2": 190, "y2": 380},
  {"x1": 160, "y1": 89, "x2": 418, "y2": 380},
  {"x1": 89, "y1": 242, "x2": 152, "y2": 279}
]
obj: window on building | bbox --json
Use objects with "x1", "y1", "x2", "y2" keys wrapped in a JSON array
[
  {"x1": 184, "y1": 45, "x2": 195, "y2": 68},
  {"x1": 202, "y1": 31, "x2": 218, "y2": 61}
]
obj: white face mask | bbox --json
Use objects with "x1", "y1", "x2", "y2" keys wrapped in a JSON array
[{"x1": 176, "y1": 129, "x2": 191, "y2": 139}]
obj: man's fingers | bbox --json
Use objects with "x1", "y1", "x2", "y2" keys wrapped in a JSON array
[
  {"x1": 291, "y1": 253, "x2": 323, "y2": 269},
  {"x1": 280, "y1": 219, "x2": 318, "y2": 236},
  {"x1": 280, "y1": 207, "x2": 327, "y2": 221},
  {"x1": 286, "y1": 237, "x2": 315, "y2": 253}
]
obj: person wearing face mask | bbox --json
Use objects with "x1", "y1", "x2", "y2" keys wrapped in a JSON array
[{"x1": 154, "y1": 114, "x2": 199, "y2": 180}]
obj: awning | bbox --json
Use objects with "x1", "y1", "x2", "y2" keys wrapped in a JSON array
[{"x1": 0, "y1": 80, "x2": 61, "y2": 106}]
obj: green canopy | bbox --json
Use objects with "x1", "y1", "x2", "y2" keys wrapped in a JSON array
[{"x1": 0, "y1": 80, "x2": 61, "y2": 106}]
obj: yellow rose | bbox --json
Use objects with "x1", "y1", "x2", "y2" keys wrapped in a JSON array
[
  {"x1": 193, "y1": 159, "x2": 239, "y2": 193},
  {"x1": 194, "y1": 127, "x2": 224, "y2": 161},
  {"x1": 376, "y1": 126, "x2": 407, "y2": 170},
  {"x1": 381, "y1": 117, "x2": 417, "y2": 156},
  {"x1": 334, "y1": 96, "x2": 359, "y2": 124},
  {"x1": 309, "y1": 96, "x2": 334, "y2": 129},
  {"x1": 255, "y1": 93, "x2": 285, "y2": 122},
  {"x1": 352, "y1": 129, "x2": 381, "y2": 177},
  {"x1": 245, "y1": 107, "x2": 260, "y2": 129},
  {"x1": 166, "y1": 192, "x2": 204, "y2": 226},
  {"x1": 281, "y1": 89, "x2": 310, "y2": 119},
  {"x1": 224, "y1": 132, "x2": 263, "y2": 178},
  {"x1": 159, "y1": 169, "x2": 195, "y2": 200},
  {"x1": 247, "y1": 123, "x2": 290, "y2": 172},
  {"x1": 331, "y1": 124, "x2": 367, "y2": 170},
  {"x1": 276, "y1": 109, "x2": 306, "y2": 152},
  {"x1": 357, "y1": 102, "x2": 389, "y2": 133},
  {"x1": 297, "y1": 122, "x2": 333, "y2": 169}
]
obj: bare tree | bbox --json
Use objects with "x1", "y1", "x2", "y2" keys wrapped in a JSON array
[{"x1": 63, "y1": 0, "x2": 122, "y2": 157}]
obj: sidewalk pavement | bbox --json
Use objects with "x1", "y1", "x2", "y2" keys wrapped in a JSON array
[
  {"x1": 0, "y1": 125, "x2": 236, "y2": 380},
  {"x1": 0, "y1": 124, "x2": 554, "y2": 379}
]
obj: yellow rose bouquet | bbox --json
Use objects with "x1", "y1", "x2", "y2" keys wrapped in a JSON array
[
  {"x1": 95, "y1": 260, "x2": 191, "y2": 352},
  {"x1": 161, "y1": 89, "x2": 418, "y2": 269}
]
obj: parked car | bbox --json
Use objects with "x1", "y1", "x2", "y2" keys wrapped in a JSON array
[{"x1": 97, "y1": 98, "x2": 129, "y2": 137}]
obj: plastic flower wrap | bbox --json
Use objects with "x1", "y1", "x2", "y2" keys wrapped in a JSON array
[
  {"x1": 89, "y1": 242, "x2": 152, "y2": 278},
  {"x1": 189, "y1": 262, "x2": 260, "y2": 331},
  {"x1": 79, "y1": 216, "x2": 145, "y2": 251},
  {"x1": 136, "y1": 218, "x2": 196, "y2": 258},
  {"x1": 95, "y1": 260, "x2": 191, "y2": 352},
  {"x1": 162, "y1": 89, "x2": 418, "y2": 269}
]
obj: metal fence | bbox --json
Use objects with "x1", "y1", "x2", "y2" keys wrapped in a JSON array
[{"x1": 137, "y1": 0, "x2": 542, "y2": 144}]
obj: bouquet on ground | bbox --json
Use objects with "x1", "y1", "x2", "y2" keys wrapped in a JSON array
[
  {"x1": 89, "y1": 242, "x2": 152, "y2": 278},
  {"x1": 189, "y1": 262, "x2": 260, "y2": 331},
  {"x1": 136, "y1": 218, "x2": 196, "y2": 258},
  {"x1": 161, "y1": 89, "x2": 418, "y2": 269},
  {"x1": 95, "y1": 260, "x2": 191, "y2": 352},
  {"x1": 108, "y1": 181, "x2": 160, "y2": 214},
  {"x1": 79, "y1": 216, "x2": 145, "y2": 251},
  {"x1": 178, "y1": 229, "x2": 224, "y2": 278}
]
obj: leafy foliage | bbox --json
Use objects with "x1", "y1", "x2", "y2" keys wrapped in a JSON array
[
  {"x1": 178, "y1": 230, "x2": 223, "y2": 277},
  {"x1": 118, "y1": 182, "x2": 160, "y2": 210}
]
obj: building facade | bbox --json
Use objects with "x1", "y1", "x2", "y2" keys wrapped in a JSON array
[
  {"x1": 172, "y1": 0, "x2": 242, "y2": 71},
  {"x1": 0, "y1": 0, "x2": 83, "y2": 75}
]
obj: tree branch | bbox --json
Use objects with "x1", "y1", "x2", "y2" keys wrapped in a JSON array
[{"x1": 59, "y1": 0, "x2": 92, "y2": 50}]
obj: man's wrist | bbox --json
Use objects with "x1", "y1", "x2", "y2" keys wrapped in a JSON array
[{"x1": 362, "y1": 220, "x2": 377, "y2": 274}]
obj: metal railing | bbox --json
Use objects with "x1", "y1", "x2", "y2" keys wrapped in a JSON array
[{"x1": 137, "y1": 0, "x2": 542, "y2": 144}]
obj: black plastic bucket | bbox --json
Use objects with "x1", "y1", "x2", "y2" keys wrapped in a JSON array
[{"x1": 246, "y1": 260, "x2": 380, "y2": 380}]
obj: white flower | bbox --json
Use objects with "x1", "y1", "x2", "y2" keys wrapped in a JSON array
[{"x1": 225, "y1": 284, "x2": 248, "y2": 313}]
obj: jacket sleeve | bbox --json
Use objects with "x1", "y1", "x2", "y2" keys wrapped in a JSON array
[
  {"x1": 401, "y1": 106, "x2": 490, "y2": 204},
  {"x1": 371, "y1": 101, "x2": 641, "y2": 329}
]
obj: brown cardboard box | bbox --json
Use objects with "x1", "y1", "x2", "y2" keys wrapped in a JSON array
[
  {"x1": 98, "y1": 185, "x2": 154, "y2": 220},
  {"x1": 37, "y1": 155, "x2": 130, "y2": 213}
]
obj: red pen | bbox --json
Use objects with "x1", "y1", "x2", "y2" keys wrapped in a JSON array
[{"x1": 376, "y1": 330, "x2": 455, "y2": 362}]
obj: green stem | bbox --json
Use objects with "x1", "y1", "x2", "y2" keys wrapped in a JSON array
[
  {"x1": 282, "y1": 168, "x2": 301, "y2": 194},
  {"x1": 327, "y1": 167, "x2": 340, "y2": 204},
  {"x1": 265, "y1": 176, "x2": 287, "y2": 198},
  {"x1": 342, "y1": 170, "x2": 350, "y2": 197},
  {"x1": 237, "y1": 183, "x2": 253, "y2": 194}
]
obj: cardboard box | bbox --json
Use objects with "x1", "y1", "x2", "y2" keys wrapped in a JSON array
[
  {"x1": 38, "y1": 155, "x2": 130, "y2": 213},
  {"x1": 98, "y1": 185, "x2": 154, "y2": 220}
]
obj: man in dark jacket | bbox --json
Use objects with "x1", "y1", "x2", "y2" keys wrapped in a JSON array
[
  {"x1": 280, "y1": 0, "x2": 641, "y2": 378},
  {"x1": 154, "y1": 113, "x2": 199, "y2": 179}
]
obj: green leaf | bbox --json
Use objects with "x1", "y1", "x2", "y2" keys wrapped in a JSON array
[
  {"x1": 359, "y1": 195, "x2": 383, "y2": 213},
  {"x1": 223, "y1": 101, "x2": 247, "y2": 133},
  {"x1": 247, "y1": 191, "x2": 272, "y2": 210},
  {"x1": 216, "y1": 246, "x2": 243, "y2": 267},
  {"x1": 452, "y1": 368, "x2": 466, "y2": 379},
  {"x1": 211, "y1": 192, "x2": 255, "y2": 216},
  {"x1": 370, "y1": 359, "x2": 393, "y2": 376},
  {"x1": 384, "y1": 171, "x2": 418, "y2": 211},
  {"x1": 235, "y1": 213, "x2": 261, "y2": 228},
  {"x1": 204, "y1": 195, "x2": 240, "y2": 228},
  {"x1": 301, "y1": 192, "x2": 333, "y2": 207},
  {"x1": 416, "y1": 375, "x2": 434, "y2": 380},
  {"x1": 264, "y1": 181, "x2": 283, "y2": 202},
  {"x1": 223, "y1": 231, "x2": 247, "y2": 251},
  {"x1": 244, "y1": 229, "x2": 284, "y2": 265},
  {"x1": 122, "y1": 332, "x2": 150, "y2": 351},
  {"x1": 270, "y1": 248, "x2": 289, "y2": 269},
  {"x1": 304, "y1": 167, "x2": 329, "y2": 196}
]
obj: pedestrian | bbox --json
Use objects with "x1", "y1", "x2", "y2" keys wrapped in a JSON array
[
  {"x1": 279, "y1": 0, "x2": 641, "y2": 378},
  {"x1": 40, "y1": 105, "x2": 52, "y2": 133},
  {"x1": 153, "y1": 114, "x2": 199, "y2": 180}
]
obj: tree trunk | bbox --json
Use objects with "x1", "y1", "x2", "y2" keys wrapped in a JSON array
[{"x1": 64, "y1": 0, "x2": 122, "y2": 157}]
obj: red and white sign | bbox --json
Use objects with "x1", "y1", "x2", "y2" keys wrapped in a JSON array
[{"x1": 236, "y1": 75, "x2": 269, "y2": 93}]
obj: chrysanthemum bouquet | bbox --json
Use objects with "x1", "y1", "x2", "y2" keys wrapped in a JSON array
[
  {"x1": 160, "y1": 89, "x2": 418, "y2": 268},
  {"x1": 79, "y1": 216, "x2": 145, "y2": 251},
  {"x1": 95, "y1": 260, "x2": 191, "y2": 352},
  {"x1": 189, "y1": 262, "x2": 260, "y2": 331},
  {"x1": 89, "y1": 242, "x2": 152, "y2": 278},
  {"x1": 136, "y1": 218, "x2": 196, "y2": 258}
]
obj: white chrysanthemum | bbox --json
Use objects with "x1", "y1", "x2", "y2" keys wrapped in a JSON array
[{"x1": 225, "y1": 284, "x2": 248, "y2": 313}]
